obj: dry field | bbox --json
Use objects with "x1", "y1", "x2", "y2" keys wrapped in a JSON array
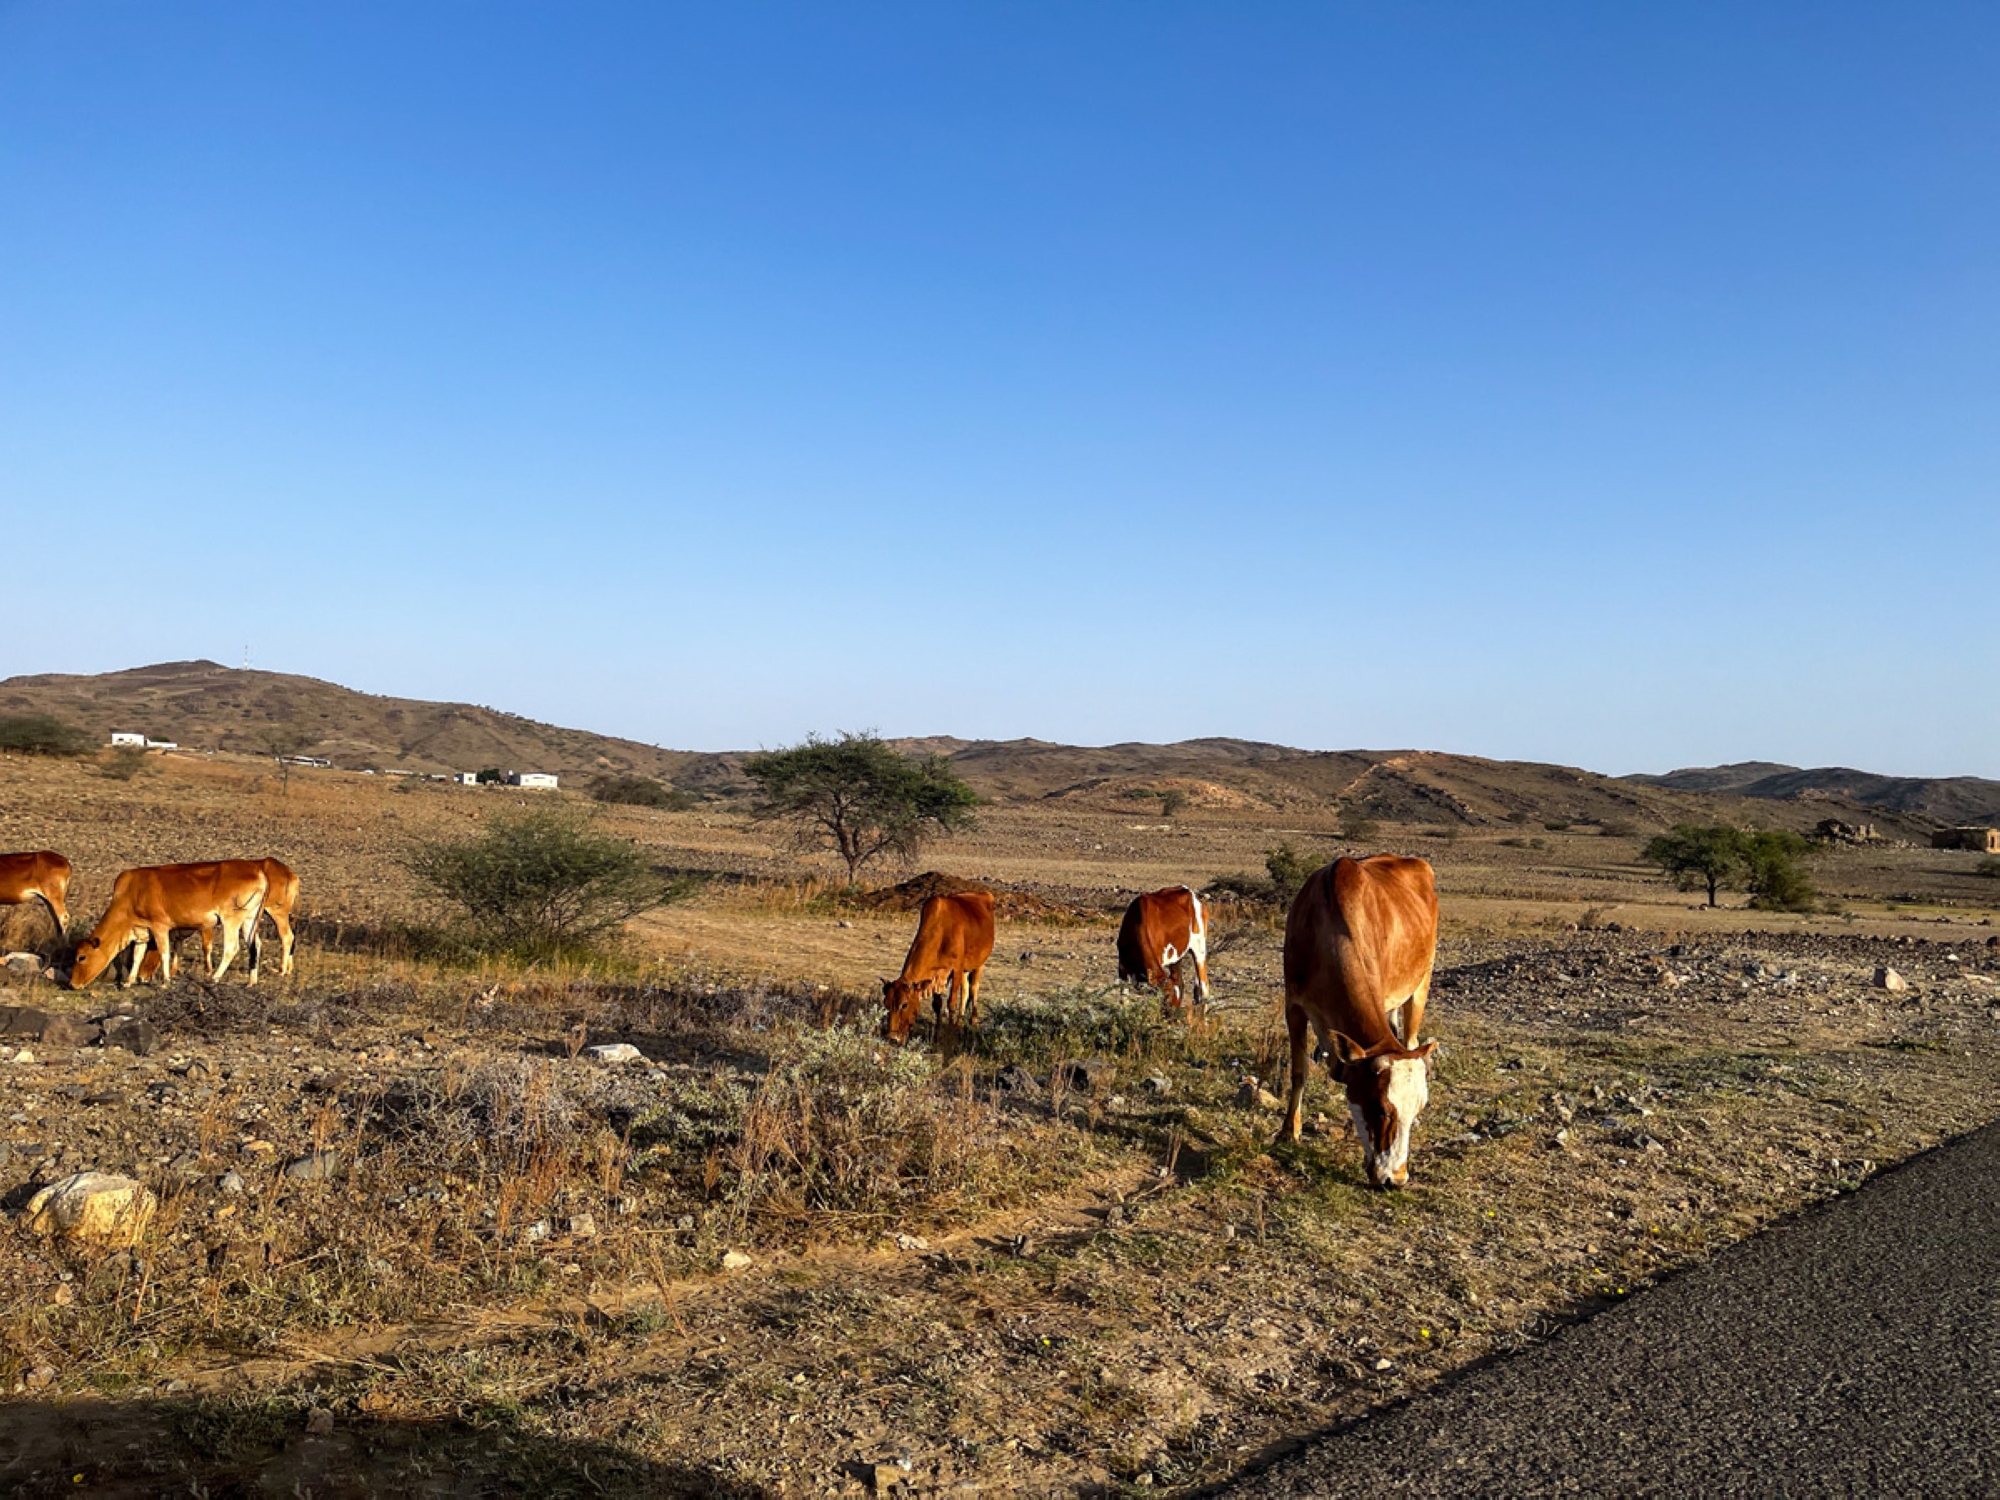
[{"x1": 1, "y1": 750, "x2": 1997, "y2": 1496}]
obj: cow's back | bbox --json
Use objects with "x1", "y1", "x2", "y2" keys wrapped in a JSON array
[
  {"x1": 911, "y1": 890, "x2": 995, "y2": 973},
  {"x1": 1283, "y1": 857, "x2": 1436, "y2": 1033},
  {"x1": 260, "y1": 858, "x2": 301, "y2": 912}
]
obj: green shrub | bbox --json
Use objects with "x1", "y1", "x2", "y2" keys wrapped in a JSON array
[
  {"x1": 590, "y1": 774, "x2": 696, "y2": 810},
  {"x1": 1745, "y1": 831, "x2": 1816, "y2": 912},
  {"x1": 1543, "y1": 819, "x2": 1571, "y2": 832},
  {"x1": 97, "y1": 746, "x2": 151, "y2": 781},
  {"x1": 400, "y1": 805, "x2": 676, "y2": 956},
  {"x1": 1974, "y1": 857, "x2": 2000, "y2": 879},
  {"x1": 0, "y1": 714, "x2": 92, "y2": 757}
]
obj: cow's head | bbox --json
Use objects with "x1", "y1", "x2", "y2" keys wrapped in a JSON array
[
  {"x1": 67, "y1": 934, "x2": 117, "y2": 990},
  {"x1": 1325, "y1": 1032, "x2": 1439, "y2": 1189},
  {"x1": 880, "y1": 977, "x2": 932, "y2": 1044}
]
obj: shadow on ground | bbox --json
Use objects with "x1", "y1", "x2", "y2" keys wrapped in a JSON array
[{"x1": 0, "y1": 1396, "x2": 767, "y2": 1498}]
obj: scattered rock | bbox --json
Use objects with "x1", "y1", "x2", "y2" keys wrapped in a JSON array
[
  {"x1": 218, "y1": 1170, "x2": 245, "y2": 1195},
  {"x1": 994, "y1": 1063, "x2": 1042, "y2": 1098},
  {"x1": 586, "y1": 1043, "x2": 646, "y2": 1065},
  {"x1": 1875, "y1": 967, "x2": 1909, "y2": 992},
  {"x1": 10, "y1": 1049, "x2": 35, "y2": 1066},
  {"x1": 100, "y1": 1015, "x2": 160, "y2": 1056},
  {"x1": 306, "y1": 1408, "x2": 335, "y2": 1437},
  {"x1": 282, "y1": 1150, "x2": 341, "y2": 1181},
  {"x1": 24, "y1": 1172, "x2": 158, "y2": 1247},
  {"x1": 1234, "y1": 1077, "x2": 1282, "y2": 1110},
  {"x1": 1143, "y1": 1074, "x2": 1171, "y2": 1096},
  {"x1": 567, "y1": 1212, "x2": 599, "y2": 1238},
  {"x1": 1372, "y1": 1357, "x2": 1394, "y2": 1372},
  {"x1": 40, "y1": 1013, "x2": 100, "y2": 1048},
  {"x1": 25, "y1": 1366, "x2": 56, "y2": 1391},
  {"x1": 893, "y1": 1233, "x2": 930, "y2": 1253},
  {"x1": 720, "y1": 1249, "x2": 754, "y2": 1272},
  {"x1": 3, "y1": 952, "x2": 41, "y2": 977}
]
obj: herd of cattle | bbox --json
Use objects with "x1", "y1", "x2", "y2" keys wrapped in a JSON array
[
  {"x1": 1, "y1": 847, "x2": 1441, "y2": 1188},
  {"x1": 0, "y1": 850, "x2": 299, "y2": 990}
]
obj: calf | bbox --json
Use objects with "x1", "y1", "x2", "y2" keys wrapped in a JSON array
[
  {"x1": 138, "y1": 857, "x2": 300, "y2": 983},
  {"x1": 1277, "y1": 855, "x2": 1439, "y2": 1188},
  {"x1": 881, "y1": 889, "x2": 996, "y2": 1043},
  {"x1": 69, "y1": 862, "x2": 269, "y2": 989},
  {"x1": 1116, "y1": 884, "x2": 1210, "y2": 1012},
  {"x1": 0, "y1": 850, "x2": 72, "y2": 933}
]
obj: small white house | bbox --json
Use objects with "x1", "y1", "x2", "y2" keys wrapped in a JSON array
[
  {"x1": 508, "y1": 772, "x2": 559, "y2": 790},
  {"x1": 455, "y1": 771, "x2": 481, "y2": 786},
  {"x1": 110, "y1": 732, "x2": 145, "y2": 748},
  {"x1": 145, "y1": 739, "x2": 176, "y2": 751}
]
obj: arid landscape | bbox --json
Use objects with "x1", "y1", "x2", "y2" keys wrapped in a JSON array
[{"x1": 0, "y1": 669, "x2": 1996, "y2": 1495}]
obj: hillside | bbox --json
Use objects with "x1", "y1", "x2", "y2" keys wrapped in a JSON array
[
  {"x1": 1626, "y1": 763, "x2": 2000, "y2": 827},
  {"x1": 1, "y1": 662, "x2": 1980, "y2": 833},
  {"x1": 0, "y1": 661, "x2": 697, "y2": 782}
]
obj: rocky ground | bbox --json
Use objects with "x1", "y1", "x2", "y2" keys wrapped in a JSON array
[{"x1": 2, "y1": 922, "x2": 1994, "y2": 1496}]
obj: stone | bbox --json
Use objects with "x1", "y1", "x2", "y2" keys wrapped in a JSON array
[
  {"x1": 282, "y1": 1150, "x2": 341, "y2": 1181},
  {"x1": 306, "y1": 1408, "x2": 335, "y2": 1437},
  {"x1": 10, "y1": 1049, "x2": 35, "y2": 1066},
  {"x1": 100, "y1": 1015, "x2": 160, "y2": 1056},
  {"x1": 3, "y1": 952, "x2": 41, "y2": 976},
  {"x1": 24, "y1": 1173, "x2": 158, "y2": 1247},
  {"x1": 994, "y1": 1063, "x2": 1041, "y2": 1098},
  {"x1": 1875, "y1": 967, "x2": 1909, "y2": 992},
  {"x1": 1234, "y1": 1077, "x2": 1282, "y2": 1111},
  {"x1": 1143, "y1": 1075, "x2": 1172, "y2": 1095},
  {"x1": 566, "y1": 1212, "x2": 598, "y2": 1238},
  {"x1": 0, "y1": 1006, "x2": 51, "y2": 1037},
  {"x1": 585, "y1": 1043, "x2": 645, "y2": 1065},
  {"x1": 218, "y1": 1170, "x2": 246, "y2": 1195},
  {"x1": 40, "y1": 1013, "x2": 100, "y2": 1049},
  {"x1": 893, "y1": 1233, "x2": 930, "y2": 1253},
  {"x1": 720, "y1": 1249, "x2": 754, "y2": 1272}
]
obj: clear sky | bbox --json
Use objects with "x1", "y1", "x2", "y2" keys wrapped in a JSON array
[{"x1": 2, "y1": 3, "x2": 1993, "y2": 776}]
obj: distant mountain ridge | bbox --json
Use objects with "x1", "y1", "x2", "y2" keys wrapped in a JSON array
[
  {"x1": 1624, "y1": 764, "x2": 2000, "y2": 827},
  {"x1": 2, "y1": 661, "x2": 1988, "y2": 829}
]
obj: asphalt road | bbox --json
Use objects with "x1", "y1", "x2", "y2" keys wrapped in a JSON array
[{"x1": 1221, "y1": 1120, "x2": 2000, "y2": 1498}]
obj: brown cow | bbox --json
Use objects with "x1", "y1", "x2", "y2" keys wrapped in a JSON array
[
  {"x1": 69, "y1": 862, "x2": 269, "y2": 990},
  {"x1": 0, "y1": 850, "x2": 72, "y2": 933},
  {"x1": 138, "y1": 857, "x2": 300, "y2": 983},
  {"x1": 1276, "y1": 855, "x2": 1439, "y2": 1188},
  {"x1": 881, "y1": 889, "x2": 996, "y2": 1043},
  {"x1": 1117, "y1": 884, "x2": 1209, "y2": 1013}
]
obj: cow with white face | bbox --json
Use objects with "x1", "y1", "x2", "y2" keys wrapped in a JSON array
[{"x1": 1276, "y1": 855, "x2": 1439, "y2": 1189}]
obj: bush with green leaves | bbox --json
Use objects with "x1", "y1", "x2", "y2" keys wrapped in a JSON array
[
  {"x1": 400, "y1": 805, "x2": 673, "y2": 956},
  {"x1": 0, "y1": 714, "x2": 92, "y2": 757},
  {"x1": 743, "y1": 731, "x2": 977, "y2": 884},
  {"x1": 1642, "y1": 823, "x2": 1816, "y2": 910},
  {"x1": 589, "y1": 774, "x2": 696, "y2": 810}
]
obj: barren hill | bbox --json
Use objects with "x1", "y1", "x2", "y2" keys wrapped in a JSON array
[
  {"x1": 1626, "y1": 763, "x2": 2000, "y2": 827},
  {"x1": 0, "y1": 661, "x2": 696, "y2": 781},
  {"x1": 1, "y1": 662, "x2": 1978, "y2": 833}
]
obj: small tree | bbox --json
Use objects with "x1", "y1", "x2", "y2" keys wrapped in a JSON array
[
  {"x1": 1264, "y1": 842, "x2": 1322, "y2": 907},
  {"x1": 743, "y1": 732, "x2": 978, "y2": 885},
  {"x1": 401, "y1": 805, "x2": 670, "y2": 954},
  {"x1": 0, "y1": 714, "x2": 92, "y2": 757},
  {"x1": 98, "y1": 746, "x2": 151, "y2": 781},
  {"x1": 260, "y1": 724, "x2": 317, "y2": 796},
  {"x1": 1159, "y1": 789, "x2": 1188, "y2": 819},
  {"x1": 1642, "y1": 824, "x2": 1748, "y2": 907},
  {"x1": 1744, "y1": 830, "x2": 1816, "y2": 911}
]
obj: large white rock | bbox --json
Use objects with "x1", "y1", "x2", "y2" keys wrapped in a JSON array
[
  {"x1": 25, "y1": 1172, "x2": 158, "y2": 1247},
  {"x1": 586, "y1": 1043, "x2": 646, "y2": 1065}
]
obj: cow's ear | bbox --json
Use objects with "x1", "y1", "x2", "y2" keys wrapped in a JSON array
[
  {"x1": 880, "y1": 978, "x2": 893, "y2": 995},
  {"x1": 1326, "y1": 1032, "x2": 1367, "y2": 1076},
  {"x1": 1412, "y1": 1039, "x2": 1440, "y2": 1076}
]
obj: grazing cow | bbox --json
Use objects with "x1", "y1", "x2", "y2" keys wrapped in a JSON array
[
  {"x1": 1277, "y1": 855, "x2": 1439, "y2": 1189},
  {"x1": 138, "y1": 857, "x2": 300, "y2": 983},
  {"x1": 0, "y1": 850, "x2": 72, "y2": 933},
  {"x1": 1116, "y1": 884, "x2": 1210, "y2": 1012},
  {"x1": 69, "y1": 862, "x2": 269, "y2": 990},
  {"x1": 881, "y1": 889, "x2": 996, "y2": 1043}
]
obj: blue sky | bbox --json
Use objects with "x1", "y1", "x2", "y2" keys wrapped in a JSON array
[{"x1": 2, "y1": 3, "x2": 1993, "y2": 775}]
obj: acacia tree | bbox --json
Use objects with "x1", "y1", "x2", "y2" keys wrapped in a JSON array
[
  {"x1": 1642, "y1": 824, "x2": 1746, "y2": 907},
  {"x1": 260, "y1": 724, "x2": 317, "y2": 796},
  {"x1": 743, "y1": 732, "x2": 978, "y2": 884}
]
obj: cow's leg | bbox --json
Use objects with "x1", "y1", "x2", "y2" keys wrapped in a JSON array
[
  {"x1": 122, "y1": 932, "x2": 148, "y2": 989},
  {"x1": 151, "y1": 926, "x2": 175, "y2": 984},
  {"x1": 269, "y1": 907, "x2": 296, "y2": 976},
  {"x1": 241, "y1": 911, "x2": 261, "y2": 986},
  {"x1": 211, "y1": 915, "x2": 239, "y2": 981},
  {"x1": 963, "y1": 965, "x2": 983, "y2": 1029},
  {"x1": 1395, "y1": 975, "x2": 1431, "y2": 1046},
  {"x1": 1276, "y1": 1002, "x2": 1310, "y2": 1144}
]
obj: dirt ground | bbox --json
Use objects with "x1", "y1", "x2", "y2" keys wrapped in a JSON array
[{"x1": 2, "y1": 751, "x2": 1997, "y2": 1496}]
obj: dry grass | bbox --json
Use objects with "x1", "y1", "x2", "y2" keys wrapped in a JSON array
[{"x1": 2, "y1": 753, "x2": 1998, "y2": 1494}]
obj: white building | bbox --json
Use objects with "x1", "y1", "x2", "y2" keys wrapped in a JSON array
[
  {"x1": 145, "y1": 739, "x2": 176, "y2": 750},
  {"x1": 508, "y1": 772, "x2": 559, "y2": 789},
  {"x1": 455, "y1": 771, "x2": 481, "y2": 786},
  {"x1": 109, "y1": 732, "x2": 145, "y2": 748}
]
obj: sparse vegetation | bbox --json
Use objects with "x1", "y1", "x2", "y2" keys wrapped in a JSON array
[
  {"x1": 590, "y1": 773, "x2": 696, "y2": 810},
  {"x1": 400, "y1": 804, "x2": 676, "y2": 955},
  {"x1": 1643, "y1": 824, "x2": 1750, "y2": 907},
  {"x1": 0, "y1": 713, "x2": 91, "y2": 757},
  {"x1": 1743, "y1": 830, "x2": 1817, "y2": 912},
  {"x1": 743, "y1": 731, "x2": 978, "y2": 884},
  {"x1": 1975, "y1": 856, "x2": 2000, "y2": 879},
  {"x1": 96, "y1": 745, "x2": 151, "y2": 781}
]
